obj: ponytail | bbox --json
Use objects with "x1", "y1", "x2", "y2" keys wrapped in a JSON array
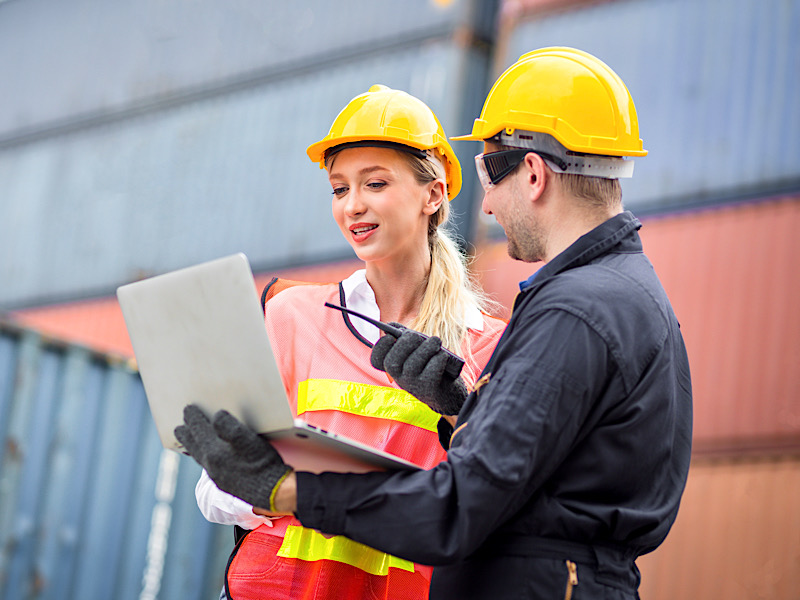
[{"x1": 400, "y1": 152, "x2": 497, "y2": 385}]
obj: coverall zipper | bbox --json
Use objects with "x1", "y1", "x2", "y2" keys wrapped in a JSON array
[{"x1": 564, "y1": 560, "x2": 578, "y2": 600}]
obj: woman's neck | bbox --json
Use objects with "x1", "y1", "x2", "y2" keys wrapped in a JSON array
[{"x1": 365, "y1": 252, "x2": 431, "y2": 327}]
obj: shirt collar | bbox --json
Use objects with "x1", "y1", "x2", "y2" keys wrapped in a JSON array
[
  {"x1": 519, "y1": 265, "x2": 545, "y2": 292},
  {"x1": 341, "y1": 269, "x2": 484, "y2": 344},
  {"x1": 526, "y1": 211, "x2": 643, "y2": 287},
  {"x1": 341, "y1": 270, "x2": 381, "y2": 343}
]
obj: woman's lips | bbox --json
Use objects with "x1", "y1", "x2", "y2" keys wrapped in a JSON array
[{"x1": 350, "y1": 223, "x2": 378, "y2": 242}]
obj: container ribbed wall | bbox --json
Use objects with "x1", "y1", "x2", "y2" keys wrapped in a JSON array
[
  {"x1": 637, "y1": 454, "x2": 800, "y2": 599},
  {"x1": 0, "y1": 41, "x2": 463, "y2": 307},
  {"x1": 0, "y1": 322, "x2": 229, "y2": 599},
  {"x1": 0, "y1": 0, "x2": 467, "y2": 138}
]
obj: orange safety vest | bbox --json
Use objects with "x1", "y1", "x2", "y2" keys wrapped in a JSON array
[{"x1": 226, "y1": 278, "x2": 506, "y2": 600}]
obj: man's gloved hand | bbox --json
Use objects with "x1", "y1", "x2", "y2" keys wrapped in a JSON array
[
  {"x1": 175, "y1": 405, "x2": 292, "y2": 511},
  {"x1": 370, "y1": 324, "x2": 468, "y2": 416}
]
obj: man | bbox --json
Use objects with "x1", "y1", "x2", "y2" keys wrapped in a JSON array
[{"x1": 176, "y1": 47, "x2": 692, "y2": 599}]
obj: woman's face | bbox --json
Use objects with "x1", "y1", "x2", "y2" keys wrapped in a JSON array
[{"x1": 327, "y1": 146, "x2": 444, "y2": 266}]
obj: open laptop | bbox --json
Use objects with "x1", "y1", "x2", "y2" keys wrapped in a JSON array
[{"x1": 116, "y1": 253, "x2": 420, "y2": 474}]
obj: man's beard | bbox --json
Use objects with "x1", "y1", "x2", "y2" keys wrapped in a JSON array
[{"x1": 506, "y1": 213, "x2": 546, "y2": 263}]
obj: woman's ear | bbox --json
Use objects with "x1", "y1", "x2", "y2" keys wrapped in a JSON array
[{"x1": 422, "y1": 179, "x2": 446, "y2": 215}]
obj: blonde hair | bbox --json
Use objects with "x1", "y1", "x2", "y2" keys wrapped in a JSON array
[{"x1": 399, "y1": 151, "x2": 495, "y2": 366}]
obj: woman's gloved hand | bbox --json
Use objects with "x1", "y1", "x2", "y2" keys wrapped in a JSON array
[
  {"x1": 175, "y1": 405, "x2": 292, "y2": 512},
  {"x1": 370, "y1": 324, "x2": 468, "y2": 416}
]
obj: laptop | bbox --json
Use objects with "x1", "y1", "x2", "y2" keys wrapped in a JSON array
[{"x1": 116, "y1": 253, "x2": 420, "y2": 474}]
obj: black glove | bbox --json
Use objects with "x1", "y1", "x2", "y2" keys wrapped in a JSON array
[
  {"x1": 174, "y1": 405, "x2": 292, "y2": 511},
  {"x1": 370, "y1": 324, "x2": 468, "y2": 416}
]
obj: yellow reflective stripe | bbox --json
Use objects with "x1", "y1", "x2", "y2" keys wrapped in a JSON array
[
  {"x1": 277, "y1": 525, "x2": 415, "y2": 576},
  {"x1": 297, "y1": 379, "x2": 440, "y2": 433}
]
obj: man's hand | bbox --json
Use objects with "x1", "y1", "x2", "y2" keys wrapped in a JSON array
[
  {"x1": 175, "y1": 405, "x2": 293, "y2": 512},
  {"x1": 370, "y1": 325, "x2": 468, "y2": 416}
]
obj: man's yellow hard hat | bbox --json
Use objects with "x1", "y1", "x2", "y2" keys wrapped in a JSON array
[
  {"x1": 307, "y1": 85, "x2": 462, "y2": 200},
  {"x1": 453, "y1": 47, "x2": 647, "y2": 157}
]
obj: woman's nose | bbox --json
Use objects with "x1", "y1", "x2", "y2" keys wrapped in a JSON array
[{"x1": 344, "y1": 190, "x2": 366, "y2": 216}]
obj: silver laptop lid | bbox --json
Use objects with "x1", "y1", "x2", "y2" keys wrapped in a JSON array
[{"x1": 117, "y1": 253, "x2": 293, "y2": 450}]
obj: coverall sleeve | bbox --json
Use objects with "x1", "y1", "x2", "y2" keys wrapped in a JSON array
[{"x1": 296, "y1": 308, "x2": 613, "y2": 565}]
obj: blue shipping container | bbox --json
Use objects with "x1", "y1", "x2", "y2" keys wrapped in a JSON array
[{"x1": 0, "y1": 320, "x2": 229, "y2": 600}]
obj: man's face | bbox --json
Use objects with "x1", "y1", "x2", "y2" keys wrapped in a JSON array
[{"x1": 480, "y1": 142, "x2": 546, "y2": 263}]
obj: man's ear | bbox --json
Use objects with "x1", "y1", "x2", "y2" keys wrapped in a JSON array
[
  {"x1": 523, "y1": 152, "x2": 548, "y2": 200},
  {"x1": 423, "y1": 179, "x2": 446, "y2": 215}
]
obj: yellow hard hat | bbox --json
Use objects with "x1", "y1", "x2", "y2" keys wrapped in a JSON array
[
  {"x1": 453, "y1": 47, "x2": 647, "y2": 157},
  {"x1": 307, "y1": 85, "x2": 462, "y2": 200}
]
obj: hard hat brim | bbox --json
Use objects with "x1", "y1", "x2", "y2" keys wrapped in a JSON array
[{"x1": 450, "y1": 132, "x2": 485, "y2": 142}]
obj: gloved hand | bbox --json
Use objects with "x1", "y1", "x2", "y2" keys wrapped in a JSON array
[
  {"x1": 370, "y1": 324, "x2": 468, "y2": 416},
  {"x1": 175, "y1": 405, "x2": 292, "y2": 511}
]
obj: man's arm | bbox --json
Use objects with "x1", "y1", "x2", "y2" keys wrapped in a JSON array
[
  {"x1": 290, "y1": 308, "x2": 614, "y2": 564},
  {"x1": 253, "y1": 472, "x2": 297, "y2": 515}
]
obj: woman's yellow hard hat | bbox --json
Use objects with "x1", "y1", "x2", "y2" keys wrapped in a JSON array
[
  {"x1": 452, "y1": 47, "x2": 647, "y2": 157},
  {"x1": 307, "y1": 85, "x2": 462, "y2": 200}
]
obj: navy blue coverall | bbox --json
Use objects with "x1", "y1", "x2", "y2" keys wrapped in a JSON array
[{"x1": 296, "y1": 211, "x2": 693, "y2": 599}]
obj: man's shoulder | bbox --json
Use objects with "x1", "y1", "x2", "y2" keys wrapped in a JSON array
[
  {"x1": 516, "y1": 255, "x2": 673, "y2": 344},
  {"x1": 542, "y1": 254, "x2": 664, "y2": 308}
]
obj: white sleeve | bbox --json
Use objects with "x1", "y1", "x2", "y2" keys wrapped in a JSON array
[{"x1": 195, "y1": 469, "x2": 275, "y2": 529}]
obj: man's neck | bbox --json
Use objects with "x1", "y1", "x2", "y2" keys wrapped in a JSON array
[{"x1": 543, "y1": 203, "x2": 622, "y2": 262}]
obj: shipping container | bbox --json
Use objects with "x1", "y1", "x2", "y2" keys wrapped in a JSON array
[
  {"x1": 0, "y1": 320, "x2": 230, "y2": 599},
  {"x1": 637, "y1": 454, "x2": 800, "y2": 600},
  {"x1": 0, "y1": 0, "x2": 483, "y2": 140}
]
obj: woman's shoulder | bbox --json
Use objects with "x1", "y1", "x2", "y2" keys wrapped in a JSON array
[
  {"x1": 465, "y1": 311, "x2": 507, "y2": 355},
  {"x1": 478, "y1": 312, "x2": 508, "y2": 337},
  {"x1": 261, "y1": 278, "x2": 339, "y2": 315}
]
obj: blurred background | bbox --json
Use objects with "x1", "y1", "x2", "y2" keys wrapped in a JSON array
[{"x1": 0, "y1": 0, "x2": 798, "y2": 598}]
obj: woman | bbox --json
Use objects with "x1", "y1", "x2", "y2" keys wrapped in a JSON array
[{"x1": 196, "y1": 84, "x2": 506, "y2": 599}]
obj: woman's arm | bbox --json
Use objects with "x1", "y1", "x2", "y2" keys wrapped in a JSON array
[{"x1": 196, "y1": 469, "x2": 278, "y2": 528}]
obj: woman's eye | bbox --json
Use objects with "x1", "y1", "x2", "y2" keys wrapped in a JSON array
[
  {"x1": 367, "y1": 181, "x2": 386, "y2": 190},
  {"x1": 331, "y1": 186, "x2": 348, "y2": 196}
]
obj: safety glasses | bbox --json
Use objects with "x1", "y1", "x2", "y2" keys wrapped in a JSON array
[{"x1": 475, "y1": 149, "x2": 568, "y2": 190}]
